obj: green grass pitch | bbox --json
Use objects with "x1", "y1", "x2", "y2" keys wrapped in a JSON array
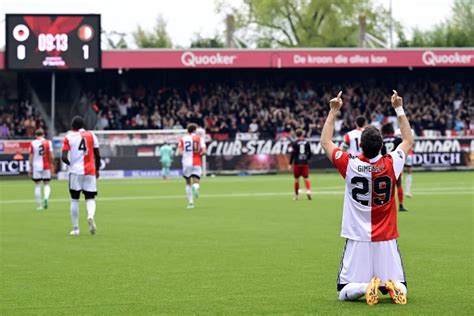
[{"x1": 0, "y1": 171, "x2": 473, "y2": 315}]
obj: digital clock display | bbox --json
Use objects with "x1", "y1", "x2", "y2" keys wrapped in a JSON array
[{"x1": 6, "y1": 14, "x2": 101, "y2": 70}]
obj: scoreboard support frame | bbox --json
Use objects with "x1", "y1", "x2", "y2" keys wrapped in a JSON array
[{"x1": 51, "y1": 72, "x2": 56, "y2": 137}]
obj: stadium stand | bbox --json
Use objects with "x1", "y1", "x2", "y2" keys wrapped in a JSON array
[
  {"x1": 88, "y1": 78, "x2": 472, "y2": 138},
  {"x1": 1, "y1": 69, "x2": 472, "y2": 139}
]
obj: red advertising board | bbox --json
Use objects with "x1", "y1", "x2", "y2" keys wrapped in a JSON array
[
  {"x1": 1, "y1": 49, "x2": 474, "y2": 69},
  {"x1": 0, "y1": 140, "x2": 31, "y2": 154},
  {"x1": 101, "y1": 49, "x2": 474, "y2": 69}
]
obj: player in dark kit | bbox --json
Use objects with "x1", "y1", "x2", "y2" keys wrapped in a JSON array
[
  {"x1": 288, "y1": 129, "x2": 312, "y2": 200},
  {"x1": 381, "y1": 123, "x2": 408, "y2": 212}
]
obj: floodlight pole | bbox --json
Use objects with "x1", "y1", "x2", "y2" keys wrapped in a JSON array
[
  {"x1": 389, "y1": 0, "x2": 393, "y2": 48},
  {"x1": 51, "y1": 71, "x2": 56, "y2": 137}
]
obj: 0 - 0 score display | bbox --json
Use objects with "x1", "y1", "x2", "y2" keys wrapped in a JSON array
[{"x1": 6, "y1": 14, "x2": 101, "y2": 70}]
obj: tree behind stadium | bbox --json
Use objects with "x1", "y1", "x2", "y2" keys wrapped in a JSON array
[
  {"x1": 217, "y1": 0, "x2": 392, "y2": 47},
  {"x1": 398, "y1": 0, "x2": 474, "y2": 47},
  {"x1": 133, "y1": 14, "x2": 173, "y2": 48}
]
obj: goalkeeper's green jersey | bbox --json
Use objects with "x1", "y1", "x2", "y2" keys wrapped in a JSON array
[{"x1": 160, "y1": 145, "x2": 173, "y2": 163}]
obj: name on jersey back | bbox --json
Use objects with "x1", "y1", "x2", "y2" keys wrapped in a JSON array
[{"x1": 357, "y1": 165, "x2": 385, "y2": 173}]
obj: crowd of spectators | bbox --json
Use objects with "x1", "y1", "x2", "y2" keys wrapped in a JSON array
[
  {"x1": 90, "y1": 78, "x2": 472, "y2": 138},
  {"x1": 0, "y1": 100, "x2": 47, "y2": 139},
  {"x1": 1, "y1": 76, "x2": 471, "y2": 139}
]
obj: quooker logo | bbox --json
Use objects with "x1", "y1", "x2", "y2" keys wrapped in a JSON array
[
  {"x1": 422, "y1": 51, "x2": 474, "y2": 66},
  {"x1": 181, "y1": 52, "x2": 237, "y2": 67}
]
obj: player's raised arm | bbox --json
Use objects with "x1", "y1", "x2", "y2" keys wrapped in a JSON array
[
  {"x1": 391, "y1": 90, "x2": 414, "y2": 157},
  {"x1": 321, "y1": 91, "x2": 343, "y2": 162}
]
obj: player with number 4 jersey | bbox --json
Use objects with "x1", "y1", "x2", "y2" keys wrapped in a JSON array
[
  {"x1": 178, "y1": 124, "x2": 206, "y2": 209},
  {"x1": 321, "y1": 90, "x2": 414, "y2": 305},
  {"x1": 29, "y1": 129, "x2": 54, "y2": 211},
  {"x1": 62, "y1": 116, "x2": 101, "y2": 236}
]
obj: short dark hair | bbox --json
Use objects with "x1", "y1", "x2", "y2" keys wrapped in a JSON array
[
  {"x1": 360, "y1": 126, "x2": 383, "y2": 159},
  {"x1": 35, "y1": 129, "x2": 44, "y2": 137},
  {"x1": 381, "y1": 123, "x2": 395, "y2": 136},
  {"x1": 71, "y1": 116, "x2": 85, "y2": 130},
  {"x1": 187, "y1": 123, "x2": 198, "y2": 133},
  {"x1": 355, "y1": 116, "x2": 366, "y2": 128},
  {"x1": 295, "y1": 129, "x2": 304, "y2": 138}
]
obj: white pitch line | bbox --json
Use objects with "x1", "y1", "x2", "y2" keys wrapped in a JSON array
[{"x1": 0, "y1": 190, "x2": 472, "y2": 205}]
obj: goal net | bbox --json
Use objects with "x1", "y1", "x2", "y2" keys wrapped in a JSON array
[{"x1": 56, "y1": 129, "x2": 207, "y2": 180}]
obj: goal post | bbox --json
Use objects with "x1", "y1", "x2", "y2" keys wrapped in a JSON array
[{"x1": 55, "y1": 129, "x2": 208, "y2": 180}]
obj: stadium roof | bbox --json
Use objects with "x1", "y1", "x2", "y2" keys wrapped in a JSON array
[{"x1": 1, "y1": 48, "x2": 473, "y2": 70}]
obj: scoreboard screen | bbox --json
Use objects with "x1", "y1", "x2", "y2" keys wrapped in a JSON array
[{"x1": 5, "y1": 14, "x2": 101, "y2": 71}]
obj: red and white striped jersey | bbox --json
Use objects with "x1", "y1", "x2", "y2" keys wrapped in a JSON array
[
  {"x1": 178, "y1": 133, "x2": 206, "y2": 167},
  {"x1": 62, "y1": 129, "x2": 99, "y2": 175},
  {"x1": 343, "y1": 128, "x2": 363, "y2": 155},
  {"x1": 29, "y1": 138, "x2": 53, "y2": 172},
  {"x1": 332, "y1": 147, "x2": 405, "y2": 242}
]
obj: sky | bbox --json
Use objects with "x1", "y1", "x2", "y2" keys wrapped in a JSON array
[{"x1": 0, "y1": 0, "x2": 454, "y2": 48}]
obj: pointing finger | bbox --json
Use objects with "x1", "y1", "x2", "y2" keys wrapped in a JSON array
[
  {"x1": 392, "y1": 89, "x2": 398, "y2": 96},
  {"x1": 337, "y1": 91, "x2": 342, "y2": 99}
]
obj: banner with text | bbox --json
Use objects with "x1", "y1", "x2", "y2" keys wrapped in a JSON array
[
  {"x1": 97, "y1": 49, "x2": 474, "y2": 69},
  {"x1": 2, "y1": 137, "x2": 473, "y2": 176}
]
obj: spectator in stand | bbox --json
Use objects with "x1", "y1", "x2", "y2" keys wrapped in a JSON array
[
  {"x1": 249, "y1": 118, "x2": 259, "y2": 133},
  {"x1": 0, "y1": 101, "x2": 47, "y2": 139},
  {"x1": 0, "y1": 120, "x2": 10, "y2": 138}
]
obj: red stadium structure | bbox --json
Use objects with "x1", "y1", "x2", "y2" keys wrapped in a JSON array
[
  {"x1": 1, "y1": 48, "x2": 473, "y2": 176},
  {"x1": 2, "y1": 48, "x2": 474, "y2": 70}
]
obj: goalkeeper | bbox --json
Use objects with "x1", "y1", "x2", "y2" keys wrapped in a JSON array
[{"x1": 159, "y1": 142, "x2": 174, "y2": 179}]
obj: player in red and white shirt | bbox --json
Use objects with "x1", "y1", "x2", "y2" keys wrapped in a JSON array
[
  {"x1": 177, "y1": 123, "x2": 207, "y2": 209},
  {"x1": 321, "y1": 91, "x2": 413, "y2": 305},
  {"x1": 61, "y1": 116, "x2": 101, "y2": 236},
  {"x1": 342, "y1": 116, "x2": 367, "y2": 155},
  {"x1": 28, "y1": 129, "x2": 54, "y2": 210}
]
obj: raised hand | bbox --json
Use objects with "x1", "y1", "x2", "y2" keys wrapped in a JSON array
[
  {"x1": 329, "y1": 91, "x2": 343, "y2": 111},
  {"x1": 391, "y1": 90, "x2": 403, "y2": 108}
]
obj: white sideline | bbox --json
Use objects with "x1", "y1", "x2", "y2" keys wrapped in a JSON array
[{"x1": 0, "y1": 190, "x2": 472, "y2": 205}]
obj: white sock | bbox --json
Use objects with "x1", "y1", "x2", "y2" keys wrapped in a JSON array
[
  {"x1": 338, "y1": 283, "x2": 368, "y2": 301},
  {"x1": 70, "y1": 199, "x2": 79, "y2": 230},
  {"x1": 396, "y1": 282, "x2": 407, "y2": 295},
  {"x1": 192, "y1": 183, "x2": 200, "y2": 190},
  {"x1": 405, "y1": 174, "x2": 412, "y2": 193},
  {"x1": 44, "y1": 184, "x2": 51, "y2": 199},
  {"x1": 35, "y1": 184, "x2": 41, "y2": 208},
  {"x1": 86, "y1": 199, "x2": 96, "y2": 219},
  {"x1": 186, "y1": 185, "x2": 193, "y2": 204}
]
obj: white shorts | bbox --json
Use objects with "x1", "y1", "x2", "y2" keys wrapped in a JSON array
[
  {"x1": 32, "y1": 170, "x2": 51, "y2": 181},
  {"x1": 69, "y1": 173, "x2": 97, "y2": 193},
  {"x1": 337, "y1": 239, "x2": 406, "y2": 291},
  {"x1": 183, "y1": 165, "x2": 202, "y2": 179},
  {"x1": 405, "y1": 155, "x2": 413, "y2": 167}
]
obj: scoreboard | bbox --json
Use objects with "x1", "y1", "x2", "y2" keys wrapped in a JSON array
[{"x1": 5, "y1": 14, "x2": 101, "y2": 71}]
